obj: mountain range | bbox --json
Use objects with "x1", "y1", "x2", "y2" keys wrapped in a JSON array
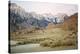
[{"x1": 9, "y1": 3, "x2": 77, "y2": 32}]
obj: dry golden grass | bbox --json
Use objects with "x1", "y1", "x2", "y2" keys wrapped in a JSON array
[{"x1": 10, "y1": 27, "x2": 77, "y2": 49}]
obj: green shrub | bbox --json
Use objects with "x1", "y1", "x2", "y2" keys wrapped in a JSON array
[
  {"x1": 40, "y1": 40, "x2": 53, "y2": 47},
  {"x1": 17, "y1": 42, "x2": 25, "y2": 45},
  {"x1": 50, "y1": 40, "x2": 61, "y2": 48},
  {"x1": 60, "y1": 38, "x2": 77, "y2": 46}
]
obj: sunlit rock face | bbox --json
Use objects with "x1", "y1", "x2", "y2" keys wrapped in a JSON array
[{"x1": 55, "y1": 13, "x2": 69, "y2": 23}]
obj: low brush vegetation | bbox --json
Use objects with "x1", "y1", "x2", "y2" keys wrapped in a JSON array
[
  {"x1": 10, "y1": 28, "x2": 77, "y2": 48},
  {"x1": 40, "y1": 33, "x2": 77, "y2": 48}
]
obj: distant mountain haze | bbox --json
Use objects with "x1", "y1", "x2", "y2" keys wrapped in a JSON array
[{"x1": 9, "y1": 2, "x2": 78, "y2": 33}]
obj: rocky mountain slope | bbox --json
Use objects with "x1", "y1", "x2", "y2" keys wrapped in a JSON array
[{"x1": 9, "y1": 3, "x2": 77, "y2": 34}]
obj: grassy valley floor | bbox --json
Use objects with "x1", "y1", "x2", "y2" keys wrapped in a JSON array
[{"x1": 10, "y1": 28, "x2": 78, "y2": 53}]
